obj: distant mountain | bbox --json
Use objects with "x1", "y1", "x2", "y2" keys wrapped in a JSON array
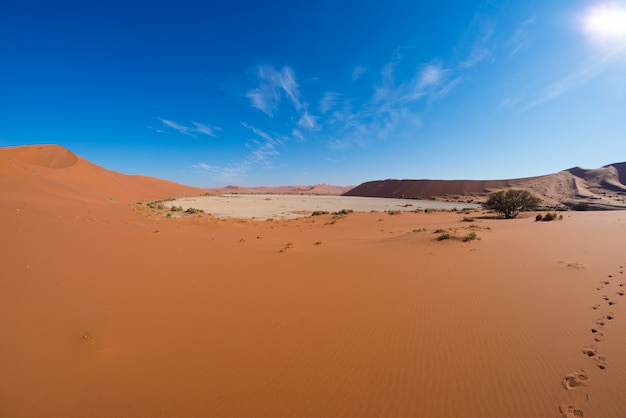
[
  {"x1": 344, "y1": 163, "x2": 626, "y2": 210},
  {"x1": 206, "y1": 184, "x2": 353, "y2": 195}
]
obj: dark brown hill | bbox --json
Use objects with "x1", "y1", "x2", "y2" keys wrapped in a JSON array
[{"x1": 344, "y1": 163, "x2": 626, "y2": 209}]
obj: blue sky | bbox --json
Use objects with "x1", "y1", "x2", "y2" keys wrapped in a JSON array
[{"x1": 1, "y1": 0, "x2": 625, "y2": 187}]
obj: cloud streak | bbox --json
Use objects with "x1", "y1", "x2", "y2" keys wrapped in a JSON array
[
  {"x1": 524, "y1": 47, "x2": 626, "y2": 111},
  {"x1": 159, "y1": 118, "x2": 221, "y2": 138},
  {"x1": 246, "y1": 66, "x2": 303, "y2": 116},
  {"x1": 194, "y1": 122, "x2": 288, "y2": 184}
]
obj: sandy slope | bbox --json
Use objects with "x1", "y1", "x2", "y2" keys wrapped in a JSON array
[
  {"x1": 2, "y1": 145, "x2": 626, "y2": 417},
  {"x1": 346, "y1": 163, "x2": 626, "y2": 209}
]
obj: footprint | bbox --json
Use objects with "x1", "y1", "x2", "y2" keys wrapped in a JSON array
[
  {"x1": 592, "y1": 304, "x2": 600, "y2": 310},
  {"x1": 596, "y1": 318, "x2": 606, "y2": 327},
  {"x1": 559, "y1": 404, "x2": 585, "y2": 417},
  {"x1": 582, "y1": 345, "x2": 597, "y2": 358},
  {"x1": 562, "y1": 371, "x2": 588, "y2": 390},
  {"x1": 608, "y1": 300, "x2": 616, "y2": 306},
  {"x1": 606, "y1": 312, "x2": 614, "y2": 320},
  {"x1": 601, "y1": 280, "x2": 610, "y2": 285},
  {"x1": 602, "y1": 295, "x2": 610, "y2": 301},
  {"x1": 618, "y1": 290, "x2": 625, "y2": 296},
  {"x1": 81, "y1": 332, "x2": 94, "y2": 345},
  {"x1": 595, "y1": 356, "x2": 607, "y2": 370}
]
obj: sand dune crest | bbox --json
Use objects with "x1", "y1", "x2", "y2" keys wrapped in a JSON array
[{"x1": 7, "y1": 144, "x2": 79, "y2": 169}]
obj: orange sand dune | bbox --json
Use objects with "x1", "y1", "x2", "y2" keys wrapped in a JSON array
[
  {"x1": 1, "y1": 145, "x2": 626, "y2": 417},
  {"x1": 346, "y1": 162, "x2": 626, "y2": 209},
  {"x1": 1, "y1": 144, "x2": 205, "y2": 213}
]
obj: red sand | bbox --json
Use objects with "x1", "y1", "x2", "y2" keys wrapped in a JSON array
[{"x1": 1, "y1": 145, "x2": 625, "y2": 417}]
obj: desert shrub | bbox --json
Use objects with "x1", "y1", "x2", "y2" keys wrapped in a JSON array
[
  {"x1": 424, "y1": 208, "x2": 433, "y2": 213},
  {"x1": 311, "y1": 210, "x2": 330, "y2": 216},
  {"x1": 483, "y1": 189, "x2": 541, "y2": 219},
  {"x1": 462, "y1": 216, "x2": 475, "y2": 222},
  {"x1": 185, "y1": 207, "x2": 204, "y2": 214},
  {"x1": 559, "y1": 214, "x2": 563, "y2": 220},
  {"x1": 437, "y1": 232, "x2": 451, "y2": 241},
  {"x1": 433, "y1": 228, "x2": 447, "y2": 233},
  {"x1": 463, "y1": 232, "x2": 478, "y2": 242},
  {"x1": 543, "y1": 212, "x2": 555, "y2": 221},
  {"x1": 387, "y1": 210, "x2": 401, "y2": 215},
  {"x1": 170, "y1": 205, "x2": 183, "y2": 212},
  {"x1": 535, "y1": 214, "x2": 543, "y2": 221},
  {"x1": 334, "y1": 209, "x2": 354, "y2": 215},
  {"x1": 571, "y1": 203, "x2": 591, "y2": 211},
  {"x1": 146, "y1": 200, "x2": 168, "y2": 209},
  {"x1": 165, "y1": 213, "x2": 172, "y2": 218}
]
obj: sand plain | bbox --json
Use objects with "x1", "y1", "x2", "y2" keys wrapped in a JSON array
[
  {"x1": 1, "y1": 145, "x2": 626, "y2": 417},
  {"x1": 165, "y1": 194, "x2": 480, "y2": 220}
]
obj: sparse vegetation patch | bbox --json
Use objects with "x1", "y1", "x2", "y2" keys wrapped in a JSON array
[
  {"x1": 185, "y1": 207, "x2": 204, "y2": 214},
  {"x1": 463, "y1": 231, "x2": 479, "y2": 242}
]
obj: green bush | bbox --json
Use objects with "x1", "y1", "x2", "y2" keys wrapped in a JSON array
[
  {"x1": 463, "y1": 232, "x2": 478, "y2": 242},
  {"x1": 571, "y1": 203, "x2": 591, "y2": 211},
  {"x1": 311, "y1": 210, "x2": 329, "y2": 216},
  {"x1": 542, "y1": 212, "x2": 555, "y2": 221},
  {"x1": 333, "y1": 209, "x2": 354, "y2": 215},
  {"x1": 437, "y1": 232, "x2": 451, "y2": 241},
  {"x1": 535, "y1": 214, "x2": 543, "y2": 221},
  {"x1": 483, "y1": 189, "x2": 541, "y2": 219},
  {"x1": 185, "y1": 207, "x2": 204, "y2": 214}
]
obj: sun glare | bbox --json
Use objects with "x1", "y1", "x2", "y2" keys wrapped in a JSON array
[{"x1": 584, "y1": 4, "x2": 626, "y2": 39}]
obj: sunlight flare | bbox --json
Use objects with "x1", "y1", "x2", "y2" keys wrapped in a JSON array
[{"x1": 584, "y1": 4, "x2": 626, "y2": 39}]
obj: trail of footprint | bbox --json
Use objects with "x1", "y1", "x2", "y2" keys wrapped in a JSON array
[
  {"x1": 559, "y1": 267, "x2": 622, "y2": 414},
  {"x1": 562, "y1": 371, "x2": 588, "y2": 390},
  {"x1": 595, "y1": 356, "x2": 607, "y2": 370},
  {"x1": 559, "y1": 404, "x2": 585, "y2": 417},
  {"x1": 581, "y1": 345, "x2": 597, "y2": 358}
]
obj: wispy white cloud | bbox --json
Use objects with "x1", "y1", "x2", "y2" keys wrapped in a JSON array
[
  {"x1": 159, "y1": 118, "x2": 221, "y2": 138},
  {"x1": 240, "y1": 122, "x2": 284, "y2": 147},
  {"x1": 508, "y1": 17, "x2": 536, "y2": 56},
  {"x1": 291, "y1": 128, "x2": 305, "y2": 142},
  {"x1": 319, "y1": 92, "x2": 341, "y2": 113},
  {"x1": 192, "y1": 162, "x2": 249, "y2": 184},
  {"x1": 246, "y1": 65, "x2": 303, "y2": 116},
  {"x1": 298, "y1": 110, "x2": 317, "y2": 129},
  {"x1": 524, "y1": 47, "x2": 625, "y2": 111},
  {"x1": 352, "y1": 65, "x2": 367, "y2": 81},
  {"x1": 373, "y1": 59, "x2": 455, "y2": 106},
  {"x1": 193, "y1": 122, "x2": 286, "y2": 184},
  {"x1": 498, "y1": 96, "x2": 522, "y2": 109},
  {"x1": 458, "y1": 14, "x2": 494, "y2": 69}
]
